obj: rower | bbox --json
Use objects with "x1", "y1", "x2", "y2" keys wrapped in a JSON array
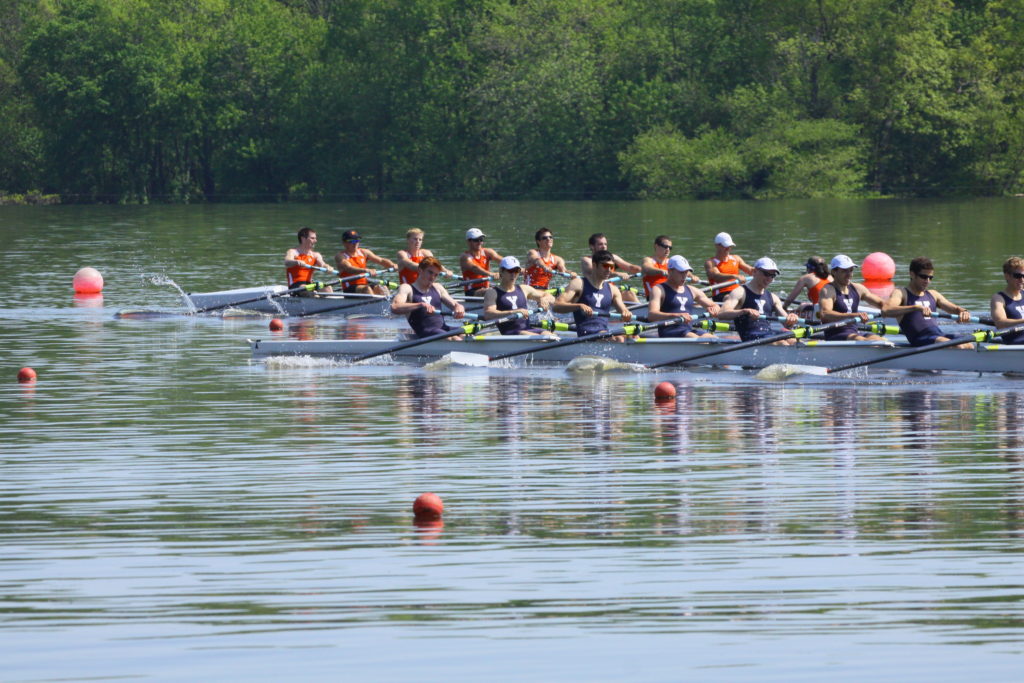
[
  {"x1": 284, "y1": 227, "x2": 333, "y2": 295},
  {"x1": 555, "y1": 249, "x2": 633, "y2": 341},
  {"x1": 580, "y1": 233, "x2": 641, "y2": 302},
  {"x1": 704, "y1": 232, "x2": 754, "y2": 302},
  {"x1": 482, "y1": 256, "x2": 556, "y2": 336},
  {"x1": 334, "y1": 229, "x2": 398, "y2": 295},
  {"x1": 459, "y1": 227, "x2": 502, "y2": 295},
  {"x1": 524, "y1": 228, "x2": 575, "y2": 289},
  {"x1": 989, "y1": 256, "x2": 1024, "y2": 344},
  {"x1": 817, "y1": 254, "x2": 886, "y2": 341},
  {"x1": 646, "y1": 255, "x2": 721, "y2": 337},
  {"x1": 396, "y1": 228, "x2": 452, "y2": 285},
  {"x1": 782, "y1": 255, "x2": 831, "y2": 315},
  {"x1": 718, "y1": 257, "x2": 799, "y2": 344},
  {"x1": 885, "y1": 256, "x2": 972, "y2": 347},
  {"x1": 390, "y1": 257, "x2": 466, "y2": 339},
  {"x1": 640, "y1": 235, "x2": 672, "y2": 299}
]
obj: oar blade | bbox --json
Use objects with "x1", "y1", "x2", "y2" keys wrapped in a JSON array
[
  {"x1": 425, "y1": 351, "x2": 490, "y2": 370},
  {"x1": 754, "y1": 363, "x2": 829, "y2": 380}
]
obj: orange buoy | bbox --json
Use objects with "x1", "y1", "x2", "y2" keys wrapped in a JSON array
[
  {"x1": 654, "y1": 381, "x2": 676, "y2": 400},
  {"x1": 413, "y1": 492, "x2": 444, "y2": 521},
  {"x1": 17, "y1": 367, "x2": 37, "y2": 383},
  {"x1": 862, "y1": 252, "x2": 895, "y2": 281},
  {"x1": 269, "y1": 318, "x2": 285, "y2": 331},
  {"x1": 73, "y1": 267, "x2": 104, "y2": 294}
]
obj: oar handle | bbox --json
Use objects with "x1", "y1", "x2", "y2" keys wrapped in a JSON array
[
  {"x1": 701, "y1": 277, "x2": 740, "y2": 292},
  {"x1": 933, "y1": 310, "x2": 986, "y2": 325}
]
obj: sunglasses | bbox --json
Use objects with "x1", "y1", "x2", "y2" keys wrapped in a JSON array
[
  {"x1": 917, "y1": 273, "x2": 934, "y2": 281},
  {"x1": 758, "y1": 269, "x2": 778, "y2": 278},
  {"x1": 469, "y1": 237, "x2": 485, "y2": 243},
  {"x1": 597, "y1": 261, "x2": 616, "y2": 270},
  {"x1": 1012, "y1": 272, "x2": 1024, "y2": 280},
  {"x1": 656, "y1": 242, "x2": 672, "y2": 249},
  {"x1": 346, "y1": 239, "x2": 361, "y2": 244},
  {"x1": 538, "y1": 235, "x2": 554, "y2": 241}
]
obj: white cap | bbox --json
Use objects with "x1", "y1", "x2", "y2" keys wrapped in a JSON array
[
  {"x1": 500, "y1": 255, "x2": 521, "y2": 270},
  {"x1": 667, "y1": 255, "x2": 692, "y2": 272},
  {"x1": 465, "y1": 227, "x2": 486, "y2": 240},
  {"x1": 714, "y1": 232, "x2": 736, "y2": 247},
  {"x1": 830, "y1": 254, "x2": 856, "y2": 269},
  {"x1": 753, "y1": 257, "x2": 780, "y2": 273}
]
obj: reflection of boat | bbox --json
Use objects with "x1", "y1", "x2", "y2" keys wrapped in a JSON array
[
  {"x1": 185, "y1": 285, "x2": 486, "y2": 316},
  {"x1": 249, "y1": 335, "x2": 1024, "y2": 374}
]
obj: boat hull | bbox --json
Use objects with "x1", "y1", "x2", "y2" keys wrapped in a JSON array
[{"x1": 247, "y1": 335, "x2": 1024, "y2": 374}]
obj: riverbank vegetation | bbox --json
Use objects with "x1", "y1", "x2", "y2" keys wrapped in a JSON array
[{"x1": 2, "y1": 0, "x2": 1023, "y2": 202}]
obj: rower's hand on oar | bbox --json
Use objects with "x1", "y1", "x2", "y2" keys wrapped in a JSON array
[
  {"x1": 577, "y1": 303, "x2": 594, "y2": 317},
  {"x1": 956, "y1": 308, "x2": 972, "y2": 323},
  {"x1": 420, "y1": 300, "x2": 436, "y2": 314},
  {"x1": 619, "y1": 309, "x2": 633, "y2": 323},
  {"x1": 782, "y1": 312, "x2": 800, "y2": 328},
  {"x1": 452, "y1": 304, "x2": 466, "y2": 319},
  {"x1": 706, "y1": 303, "x2": 721, "y2": 317}
]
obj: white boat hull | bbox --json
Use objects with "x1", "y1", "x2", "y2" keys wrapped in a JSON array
[{"x1": 247, "y1": 335, "x2": 1024, "y2": 374}]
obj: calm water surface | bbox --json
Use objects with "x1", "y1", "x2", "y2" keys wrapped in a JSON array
[{"x1": 2, "y1": 200, "x2": 1024, "y2": 680}]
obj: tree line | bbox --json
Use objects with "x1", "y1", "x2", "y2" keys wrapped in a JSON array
[{"x1": 1, "y1": 0, "x2": 1023, "y2": 203}]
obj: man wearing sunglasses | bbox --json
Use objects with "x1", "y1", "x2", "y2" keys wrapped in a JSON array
[
  {"x1": 482, "y1": 256, "x2": 556, "y2": 336},
  {"x1": 555, "y1": 250, "x2": 633, "y2": 340},
  {"x1": 460, "y1": 227, "x2": 503, "y2": 295},
  {"x1": 581, "y1": 233, "x2": 641, "y2": 303},
  {"x1": 640, "y1": 235, "x2": 675, "y2": 299},
  {"x1": 524, "y1": 228, "x2": 575, "y2": 289},
  {"x1": 886, "y1": 256, "x2": 972, "y2": 347},
  {"x1": 817, "y1": 254, "x2": 887, "y2": 341},
  {"x1": 718, "y1": 257, "x2": 799, "y2": 343},
  {"x1": 334, "y1": 229, "x2": 398, "y2": 296},
  {"x1": 989, "y1": 256, "x2": 1024, "y2": 344}
]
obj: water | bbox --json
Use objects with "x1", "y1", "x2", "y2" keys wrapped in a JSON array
[{"x1": 3, "y1": 200, "x2": 1024, "y2": 680}]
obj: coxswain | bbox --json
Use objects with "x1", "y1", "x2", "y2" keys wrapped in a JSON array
[
  {"x1": 580, "y1": 233, "x2": 641, "y2": 303},
  {"x1": 886, "y1": 256, "x2": 972, "y2": 347},
  {"x1": 524, "y1": 228, "x2": 575, "y2": 290},
  {"x1": 284, "y1": 226, "x2": 333, "y2": 295},
  {"x1": 817, "y1": 255, "x2": 886, "y2": 341},
  {"x1": 390, "y1": 257, "x2": 466, "y2": 339},
  {"x1": 396, "y1": 228, "x2": 452, "y2": 285},
  {"x1": 460, "y1": 227, "x2": 503, "y2": 295},
  {"x1": 718, "y1": 257, "x2": 799, "y2": 344},
  {"x1": 555, "y1": 249, "x2": 633, "y2": 341},
  {"x1": 646, "y1": 255, "x2": 721, "y2": 337},
  {"x1": 482, "y1": 256, "x2": 556, "y2": 336},
  {"x1": 704, "y1": 232, "x2": 754, "y2": 302},
  {"x1": 990, "y1": 256, "x2": 1024, "y2": 344},
  {"x1": 782, "y1": 256, "x2": 832, "y2": 315},
  {"x1": 334, "y1": 229, "x2": 398, "y2": 295}
]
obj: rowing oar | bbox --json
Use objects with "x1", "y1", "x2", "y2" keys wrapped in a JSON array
[
  {"x1": 445, "y1": 276, "x2": 492, "y2": 290},
  {"x1": 350, "y1": 312, "x2": 523, "y2": 363},
  {"x1": 644, "y1": 317, "x2": 872, "y2": 369},
  {"x1": 818, "y1": 322, "x2": 1024, "y2": 375}
]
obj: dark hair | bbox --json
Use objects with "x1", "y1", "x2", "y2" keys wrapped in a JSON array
[
  {"x1": 588, "y1": 233, "x2": 606, "y2": 247},
  {"x1": 534, "y1": 228, "x2": 552, "y2": 241},
  {"x1": 592, "y1": 249, "x2": 614, "y2": 265},
  {"x1": 806, "y1": 255, "x2": 828, "y2": 278},
  {"x1": 297, "y1": 226, "x2": 315, "y2": 242},
  {"x1": 655, "y1": 235, "x2": 671, "y2": 245},
  {"x1": 419, "y1": 256, "x2": 443, "y2": 271},
  {"x1": 909, "y1": 256, "x2": 933, "y2": 274}
]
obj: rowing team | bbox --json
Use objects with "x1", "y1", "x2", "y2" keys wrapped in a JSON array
[{"x1": 283, "y1": 225, "x2": 1024, "y2": 347}]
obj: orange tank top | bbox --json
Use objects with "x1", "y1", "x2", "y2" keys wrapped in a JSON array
[
  {"x1": 643, "y1": 258, "x2": 668, "y2": 299},
  {"x1": 286, "y1": 252, "x2": 317, "y2": 286},
  {"x1": 345, "y1": 249, "x2": 368, "y2": 287},
  {"x1": 714, "y1": 256, "x2": 741, "y2": 294},
  {"x1": 525, "y1": 253, "x2": 557, "y2": 289},
  {"x1": 462, "y1": 252, "x2": 491, "y2": 292},
  {"x1": 808, "y1": 276, "x2": 828, "y2": 304},
  {"x1": 400, "y1": 253, "x2": 425, "y2": 284}
]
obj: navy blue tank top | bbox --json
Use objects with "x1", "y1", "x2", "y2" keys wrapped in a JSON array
[
  {"x1": 408, "y1": 285, "x2": 448, "y2": 338},
  {"x1": 735, "y1": 285, "x2": 776, "y2": 341},
  {"x1": 898, "y1": 288, "x2": 942, "y2": 345},
  {"x1": 998, "y1": 292, "x2": 1024, "y2": 344},
  {"x1": 573, "y1": 278, "x2": 612, "y2": 336},
  {"x1": 824, "y1": 285, "x2": 861, "y2": 340},
  {"x1": 495, "y1": 284, "x2": 530, "y2": 334},
  {"x1": 657, "y1": 283, "x2": 698, "y2": 338}
]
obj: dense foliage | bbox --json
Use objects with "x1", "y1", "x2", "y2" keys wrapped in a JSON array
[{"x1": 2, "y1": 0, "x2": 1023, "y2": 202}]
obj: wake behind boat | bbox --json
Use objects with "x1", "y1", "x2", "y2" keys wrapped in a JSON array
[{"x1": 247, "y1": 333, "x2": 1024, "y2": 375}]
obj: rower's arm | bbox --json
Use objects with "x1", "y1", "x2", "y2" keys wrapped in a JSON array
[
  {"x1": 610, "y1": 284, "x2": 632, "y2": 320},
  {"x1": 715, "y1": 289, "x2": 746, "y2": 320},
  {"x1": 552, "y1": 279, "x2": 585, "y2": 313},
  {"x1": 735, "y1": 256, "x2": 755, "y2": 275},
  {"x1": 437, "y1": 285, "x2": 465, "y2": 317},
  {"x1": 645, "y1": 286, "x2": 668, "y2": 319},
  {"x1": 524, "y1": 285, "x2": 555, "y2": 311},
  {"x1": 335, "y1": 252, "x2": 368, "y2": 275},
  {"x1": 396, "y1": 250, "x2": 418, "y2": 272},
  {"x1": 389, "y1": 284, "x2": 417, "y2": 315},
  {"x1": 615, "y1": 254, "x2": 642, "y2": 275},
  {"x1": 580, "y1": 256, "x2": 593, "y2": 278},
  {"x1": 363, "y1": 249, "x2": 397, "y2": 271},
  {"x1": 640, "y1": 257, "x2": 665, "y2": 279},
  {"x1": 781, "y1": 276, "x2": 807, "y2": 310},
  {"x1": 990, "y1": 293, "x2": 1024, "y2": 328},
  {"x1": 853, "y1": 283, "x2": 886, "y2": 309},
  {"x1": 882, "y1": 288, "x2": 920, "y2": 318},
  {"x1": 705, "y1": 259, "x2": 727, "y2": 283},
  {"x1": 933, "y1": 291, "x2": 970, "y2": 320},
  {"x1": 459, "y1": 252, "x2": 492, "y2": 278},
  {"x1": 691, "y1": 287, "x2": 721, "y2": 316},
  {"x1": 480, "y1": 288, "x2": 501, "y2": 319}
]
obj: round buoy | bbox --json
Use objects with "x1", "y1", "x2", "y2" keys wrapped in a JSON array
[
  {"x1": 17, "y1": 367, "x2": 37, "y2": 383},
  {"x1": 73, "y1": 267, "x2": 104, "y2": 294},
  {"x1": 862, "y1": 252, "x2": 895, "y2": 281},
  {"x1": 269, "y1": 318, "x2": 285, "y2": 331},
  {"x1": 654, "y1": 381, "x2": 677, "y2": 400},
  {"x1": 413, "y1": 492, "x2": 444, "y2": 521}
]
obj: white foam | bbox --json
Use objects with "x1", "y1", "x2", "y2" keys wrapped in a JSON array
[{"x1": 565, "y1": 356, "x2": 648, "y2": 374}]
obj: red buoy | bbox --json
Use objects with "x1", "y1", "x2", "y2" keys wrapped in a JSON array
[
  {"x1": 269, "y1": 318, "x2": 285, "y2": 331},
  {"x1": 862, "y1": 252, "x2": 895, "y2": 281},
  {"x1": 654, "y1": 381, "x2": 677, "y2": 400},
  {"x1": 17, "y1": 367, "x2": 37, "y2": 383},
  {"x1": 413, "y1": 492, "x2": 444, "y2": 521},
  {"x1": 73, "y1": 267, "x2": 104, "y2": 294}
]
